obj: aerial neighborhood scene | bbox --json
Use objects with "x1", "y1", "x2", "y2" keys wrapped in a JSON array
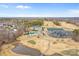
[{"x1": 0, "y1": 3, "x2": 79, "y2": 56}]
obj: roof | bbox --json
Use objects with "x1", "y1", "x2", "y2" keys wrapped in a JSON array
[{"x1": 47, "y1": 28, "x2": 64, "y2": 31}]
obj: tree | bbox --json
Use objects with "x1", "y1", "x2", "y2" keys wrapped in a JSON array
[
  {"x1": 72, "y1": 29, "x2": 79, "y2": 42},
  {"x1": 31, "y1": 20, "x2": 44, "y2": 26},
  {"x1": 73, "y1": 29, "x2": 79, "y2": 35}
]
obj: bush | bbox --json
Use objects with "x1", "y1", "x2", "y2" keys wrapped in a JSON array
[
  {"x1": 28, "y1": 40, "x2": 36, "y2": 45},
  {"x1": 66, "y1": 21, "x2": 71, "y2": 23},
  {"x1": 53, "y1": 21, "x2": 61, "y2": 26},
  {"x1": 73, "y1": 29, "x2": 79, "y2": 35},
  {"x1": 72, "y1": 29, "x2": 79, "y2": 42}
]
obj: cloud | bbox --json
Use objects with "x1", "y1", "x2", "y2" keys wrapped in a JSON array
[
  {"x1": 66, "y1": 9, "x2": 79, "y2": 17},
  {"x1": 16, "y1": 5, "x2": 31, "y2": 9},
  {"x1": 0, "y1": 5, "x2": 8, "y2": 8},
  {"x1": 68, "y1": 9, "x2": 79, "y2": 14}
]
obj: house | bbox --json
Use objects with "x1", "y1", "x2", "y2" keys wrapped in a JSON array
[
  {"x1": 47, "y1": 28, "x2": 72, "y2": 38},
  {"x1": 31, "y1": 26, "x2": 42, "y2": 31},
  {"x1": 26, "y1": 26, "x2": 43, "y2": 36}
]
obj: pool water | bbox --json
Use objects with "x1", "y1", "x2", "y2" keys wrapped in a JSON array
[
  {"x1": 25, "y1": 31, "x2": 40, "y2": 36},
  {"x1": 29, "y1": 31, "x2": 38, "y2": 34}
]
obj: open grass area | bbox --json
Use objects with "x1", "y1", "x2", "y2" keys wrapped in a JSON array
[
  {"x1": 28, "y1": 40, "x2": 36, "y2": 45},
  {"x1": 61, "y1": 49, "x2": 79, "y2": 56}
]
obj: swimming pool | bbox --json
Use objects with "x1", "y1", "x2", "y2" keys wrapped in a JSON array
[{"x1": 25, "y1": 31, "x2": 39, "y2": 36}]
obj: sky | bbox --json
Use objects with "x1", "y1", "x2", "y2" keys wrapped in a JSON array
[{"x1": 0, "y1": 3, "x2": 79, "y2": 17}]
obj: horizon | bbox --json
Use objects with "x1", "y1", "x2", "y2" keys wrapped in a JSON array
[{"x1": 0, "y1": 17, "x2": 79, "y2": 18}]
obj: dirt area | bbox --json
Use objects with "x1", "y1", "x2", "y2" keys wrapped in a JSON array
[
  {"x1": 44, "y1": 21, "x2": 79, "y2": 30},
  {"x1": 1, "y1": 35, "x2": 79, "y2": 56},
  {"x1": 1, "y1": 21, "x2": 79, "y2": 56},
  {"x1": 16, "y1": 35, "x2": 79, "y2": 55}
]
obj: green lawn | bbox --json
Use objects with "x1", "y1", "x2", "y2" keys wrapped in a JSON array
[
  {"x1": 61, "y1": 49, "x2": 79, "y2": 56},
  {"x1": 28, "y1": 40, "x2": 36, "y2": 45}
]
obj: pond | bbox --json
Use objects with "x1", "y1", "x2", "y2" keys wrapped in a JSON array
[{"x1": 12, "y1": 44, "x2": 43, "y2": 56}]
